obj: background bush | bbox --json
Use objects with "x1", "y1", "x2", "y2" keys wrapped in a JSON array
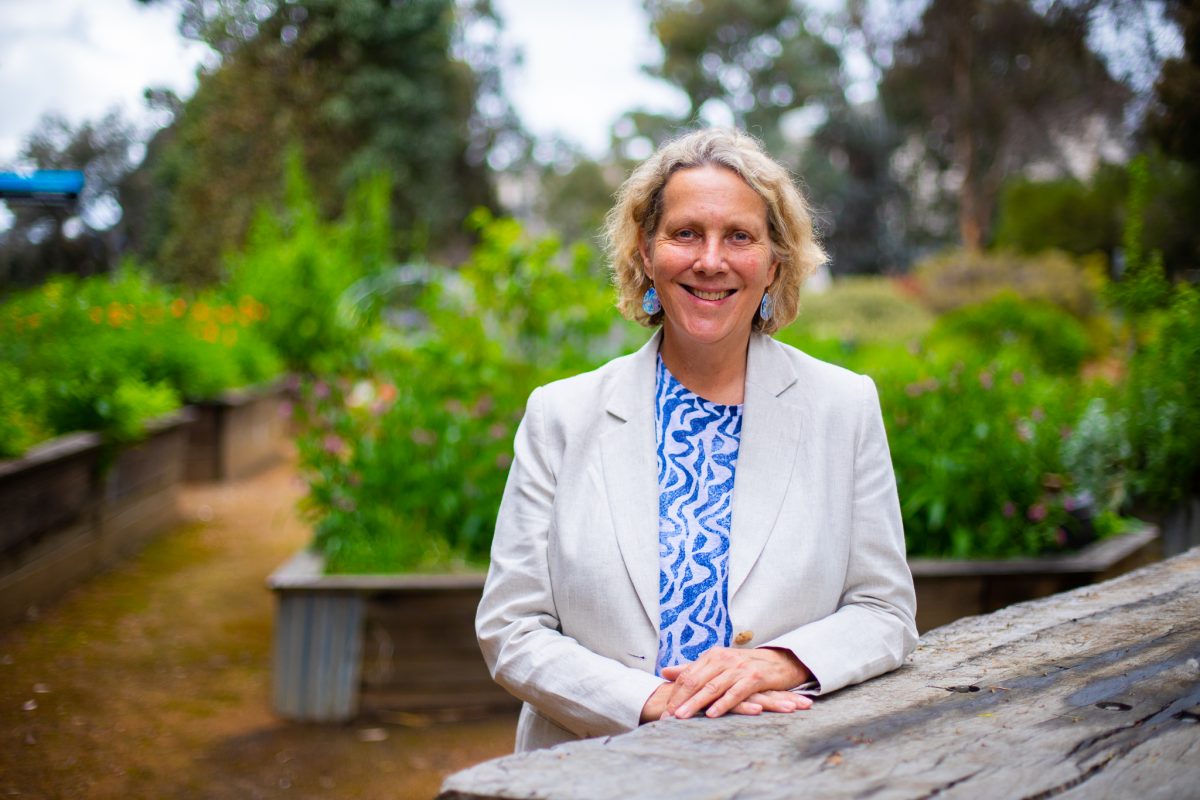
[
  {"x1": 296, "y1": 212, "x2": 642, "y2": 573},
  {"x1": 0, "y1": 269, "x2": 281, "y2": 456}
]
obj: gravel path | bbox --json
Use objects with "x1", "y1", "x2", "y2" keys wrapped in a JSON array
[{"x1": 0, "y1": 453, "x2": 516, "y2": 799}]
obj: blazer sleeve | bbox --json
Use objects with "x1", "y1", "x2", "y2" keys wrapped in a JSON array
[
  {"x1": 476, "y1": 387, "x2": 666, "y2": 738},
  {"x1": 761, "y1": 374, "x2": 918, "y2": 694}
]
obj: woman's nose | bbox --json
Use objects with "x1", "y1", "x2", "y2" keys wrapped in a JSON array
[{"x1": 695, "y1": 237, "x2": 726, "y2": 272}]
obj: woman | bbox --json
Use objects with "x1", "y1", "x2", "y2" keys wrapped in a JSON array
[{"x1": 477, "y1": 128, "x2": 917, "y2": 752}]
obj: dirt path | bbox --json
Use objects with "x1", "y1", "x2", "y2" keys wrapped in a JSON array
[{"x1": 0, "y1": 453, "x2": 516, "y2": 799}]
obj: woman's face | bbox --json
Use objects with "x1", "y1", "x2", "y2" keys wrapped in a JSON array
[{"x1": 639, "y1": 164, "x2": 778, "y2": 354}]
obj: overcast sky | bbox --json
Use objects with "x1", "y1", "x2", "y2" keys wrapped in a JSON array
[{"x1": 0, "y1": 0, "x2": 689, "y2": 167}]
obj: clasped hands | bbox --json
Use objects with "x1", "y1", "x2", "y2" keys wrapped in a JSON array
[{"x1": 639, "y1": 646, "x2": 814, "y2": 723}]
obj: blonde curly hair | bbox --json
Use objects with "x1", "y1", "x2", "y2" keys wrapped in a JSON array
[{"x1": 604, "y1": 128, "x2": 825, "y2": 334}]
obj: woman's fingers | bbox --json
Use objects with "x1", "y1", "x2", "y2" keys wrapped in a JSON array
[
  {"x1": 659, "y1": 650, "x2": 815, "y2": 719},
  {"x1": 747, "y1": 690, "x2": 814, "y2": 713}
]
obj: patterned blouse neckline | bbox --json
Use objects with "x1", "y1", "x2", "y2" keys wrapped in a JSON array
[{"x1": 656, "y1": 354, "x2": 744, "y2": 414}]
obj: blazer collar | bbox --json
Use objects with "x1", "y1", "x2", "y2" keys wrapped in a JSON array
[{"x1": 600, "y1": 331, "x2": 804, "y2": 626}]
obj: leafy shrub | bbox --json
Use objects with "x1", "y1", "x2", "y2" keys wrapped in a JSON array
[
  {"x1": 789, "y1": 277, "x2": 933, "y2": 345},
  {"x1": 298, "y1": 212, "x2": 642, "y2": 573},
  {"x1": 926, "y1": 294, "x2": 1094, "y2": 375},
  {"x1": 0, "y1": 269, "x2": 281, "y2": 456},
  {"x1": 1124, "y1": 284, "x2": 1200, "y2": 510},
  {"x1": 225, "y1": 153, "x2": 392, "y2": 373},
  {"x1": 868, "y1": 342, "x2": 1085, "y2": 558},
  {"x1": 912, "y1": 248, "x2": 1104, "y2": 318}
]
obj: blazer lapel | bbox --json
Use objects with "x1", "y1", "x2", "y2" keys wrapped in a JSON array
[
  {"x1": 600, "y1": 332, "x2": 662, "y2": 628},
  {"x1": 729, "y1": 334, "x2": 803, "y2": 598}
]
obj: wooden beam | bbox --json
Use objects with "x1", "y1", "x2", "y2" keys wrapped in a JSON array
[{"x1": 440, "y1": 548, "x2": 1200, "y2": 799}]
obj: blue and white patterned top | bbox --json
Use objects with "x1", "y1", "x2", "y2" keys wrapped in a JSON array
[{"x1": 655, "y1": 354, "x2": 743, "y2": 675}]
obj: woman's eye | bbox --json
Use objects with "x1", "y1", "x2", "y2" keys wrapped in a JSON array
[
  {"x1": 731, "y1": 231, "x2": 751, "y2": 243},
  {"x1": 676, "y1": 229, "x2": 697, "y2": 240}
]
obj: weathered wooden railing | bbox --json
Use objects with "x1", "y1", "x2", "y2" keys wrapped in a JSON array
[{"x1": 440, "y1": 547, "x2": 1200, "y2": 799}]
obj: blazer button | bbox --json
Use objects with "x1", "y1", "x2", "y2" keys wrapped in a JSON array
[{"x1": 733, "y1": 630, "x2": 753, "y2": 646}]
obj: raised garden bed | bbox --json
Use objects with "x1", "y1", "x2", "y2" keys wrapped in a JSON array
[
  {"x1": 910, "y1": 525, "x2": 1160, "y2": 631},
  {"x1": 0, "y1": 411, "x2": 193, "y2": 626},
  {"x1": 184, "y1": 380, "x2": 290, "y2": 482},
  {"x1": 266, "y1": 527, "x2": 1159, "y2": 720},
  {"x1": 267, "y1": 550, "x2": 518, "y2": 722}
]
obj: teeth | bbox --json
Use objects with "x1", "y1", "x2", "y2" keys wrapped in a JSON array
[{"x1": 691, "y1": 288, "x2": 732, "y2": 301}]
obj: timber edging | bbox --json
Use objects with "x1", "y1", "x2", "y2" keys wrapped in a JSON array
[
  {"x1": 0, "y1": 410, "x2": 193, "y2": 627},
  {"x1": 267, "y1": 550, "x2": 517, "y2": 722},
  {"x1": 439, "y1": 546, "x2": 1200, "y2": 800}
]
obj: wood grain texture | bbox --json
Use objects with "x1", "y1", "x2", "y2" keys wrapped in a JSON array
[{"x1": 440, "y1": 548, "x2": 1200, "y2": 800}]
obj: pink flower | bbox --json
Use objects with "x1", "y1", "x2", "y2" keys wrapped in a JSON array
[
  {"x1": 313, "y1": 381, "x2": 330, "y2": 399},
  {"x1": 1002, "y1": 501, "x2": 1016, "y2": 518},
  {"x1": 411, "y1": 428, "x2": 436, "y2": 446},
  {"x1": 1027, "y1": 503, "x2": 1047, "y2": 522},
  {"x1": 1055, "y1": 528, "x2": 1068, "y2": 546},
  {"x1": 322, "y1": 434, "x2": 346, "y2": 456},
  {"x1": 978, "y1": 371, "x2": 994, "y2": 390},
  {"x1": 1031, "y1": 406, "x2": 1045, "y2": 422},
  {"x1": 1011, "y1": 371, "x2": 1025, "y2": 386}
]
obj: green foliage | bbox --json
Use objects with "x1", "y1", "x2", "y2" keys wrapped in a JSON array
[
  {"x1": 1123, "y1": 284, "x2": 1200, "y2": 509},
  {"x1": 993, "y1": 170, "x2": 1124, "y2": 258},
  {"x1": 137, "y1": 0, "x2": 504, "y2": 284},
  {"x1": 912, "y1": 247, "x2": 1104, "y2": 318},
  {"x1": 786, "y1": 277, "x2": 933, "y2": 346},
  {"x1": 0, "y1": 269, "x2": 281, "y2": 457},
  {"x1": 1107, "y1": 155, "x2": 1171, "y2": 321},
  {"x1": 297, "y1": 213, "x2": 642, "y2": 573},
  {"x1": 225, "y1": 154, "x2": 392, "y2": 373},
  {"x1": 928, "y1": 294, "x2": 1093, "y2": 375}
]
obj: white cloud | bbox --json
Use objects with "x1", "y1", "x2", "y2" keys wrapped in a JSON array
[
  {"x1": 0, "y1": 0, "x2": 210, "y2": 164},
  {"x1": 492, "y1": 0, "x2": 687, "y2": 156}
]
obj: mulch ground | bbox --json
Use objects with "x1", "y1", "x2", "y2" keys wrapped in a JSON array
[{"x1": 0, "y1": 452, "x2": 516, "y2": 799}]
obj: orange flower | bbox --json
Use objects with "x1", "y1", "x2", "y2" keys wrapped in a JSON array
[
  {"x1": 202, "y1": 322, "x2": 220, "y2": 343},
  {"x1": 219, "y1": 305, "x2": 236, "y2": 324},
  {"x1": 192, "y1": 302, "x2": 210, "y2": 322},
  {"x1": 90, "y1": 307, "x2": 103, "y2": 324},
  {"x1": 108, "y1": 303, "x2": 125, "y2": 327},
  {"x1": 170, "y1": 298, "x2": 187, "y2": 318},
  {"x1": 26, "y1": 314, "x2": 41, "y2": 329}
]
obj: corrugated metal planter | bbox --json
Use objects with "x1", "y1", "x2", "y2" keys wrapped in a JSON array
[
  {"x1": 910, "y1": 525, "x2": 1160, "y2": 632},
  {"x1": 184, "y1": 380, "x2": 290, "y2": 482},
  {"x1": 0, "y1": 411, "x2": 193, "y2": 626},
  {"x1": 267, "y1": 551, "x2": 518, "y2": 722}
]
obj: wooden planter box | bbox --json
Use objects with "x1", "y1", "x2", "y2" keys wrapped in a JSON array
[
  {"x1": 0, "y1": 411, "x2": 193, "y2": 626},
  {"x1": 910, "y1": 525, "x2": 1160, "y2": 632},
  {"x1": 184, "y1": 380, "x2": 289, "y2": 482},
  {"x1": 267, "y1": 551, "x2": 519, "y2": 722}
]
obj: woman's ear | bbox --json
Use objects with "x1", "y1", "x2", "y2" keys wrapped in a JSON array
[{"x1": 637, "y1": 232, "x2": 653, "y2": 280}]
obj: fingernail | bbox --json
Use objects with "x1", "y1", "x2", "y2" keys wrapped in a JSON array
[{"x1": 660, "y1": 711, "x2": 670, "y2": 720}]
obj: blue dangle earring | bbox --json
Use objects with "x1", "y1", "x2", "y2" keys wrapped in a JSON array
[
  {"x1": 642, "y1": 284, "x2": 662, "y2": 315},
  {"x1": 759, "y1": 291, "x2": 775, "y2": 322}
]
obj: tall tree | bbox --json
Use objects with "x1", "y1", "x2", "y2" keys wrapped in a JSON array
[
  {"x1": 1144, "y1": 0, "x2": 1200, "y2": 163},
  {"x1": 135, "y1": 0, "x2": 513, "y2": 284},
  {"x1": 636, "y1": 0, "x2": 843, "y2": 154},
  {"x1": 879, "y1": 0, "x2": 1128, "y2": 250}
]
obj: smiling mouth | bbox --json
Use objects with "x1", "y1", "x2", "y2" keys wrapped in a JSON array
[{"x1": 686, "y1": 287, "x2": 735, "y2": 301}]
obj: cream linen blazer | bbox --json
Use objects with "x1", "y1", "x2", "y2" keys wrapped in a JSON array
[{"x1": 477, "y1": 331, "x2": 918, "y2": 752}]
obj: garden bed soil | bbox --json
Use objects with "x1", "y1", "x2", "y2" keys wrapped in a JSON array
[
  {"x1": 185, "y1": 380, "x2": 290, "y2": 482},
  {"x1": 0, "y1": 411, "x2": 192, "y2": 627},
  {"x1": 267, "y1": 552, "x2": 518, "y2": 722},
  {"x1": 909, "y1": 525, "x2": 1160, "y2": 632}
]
